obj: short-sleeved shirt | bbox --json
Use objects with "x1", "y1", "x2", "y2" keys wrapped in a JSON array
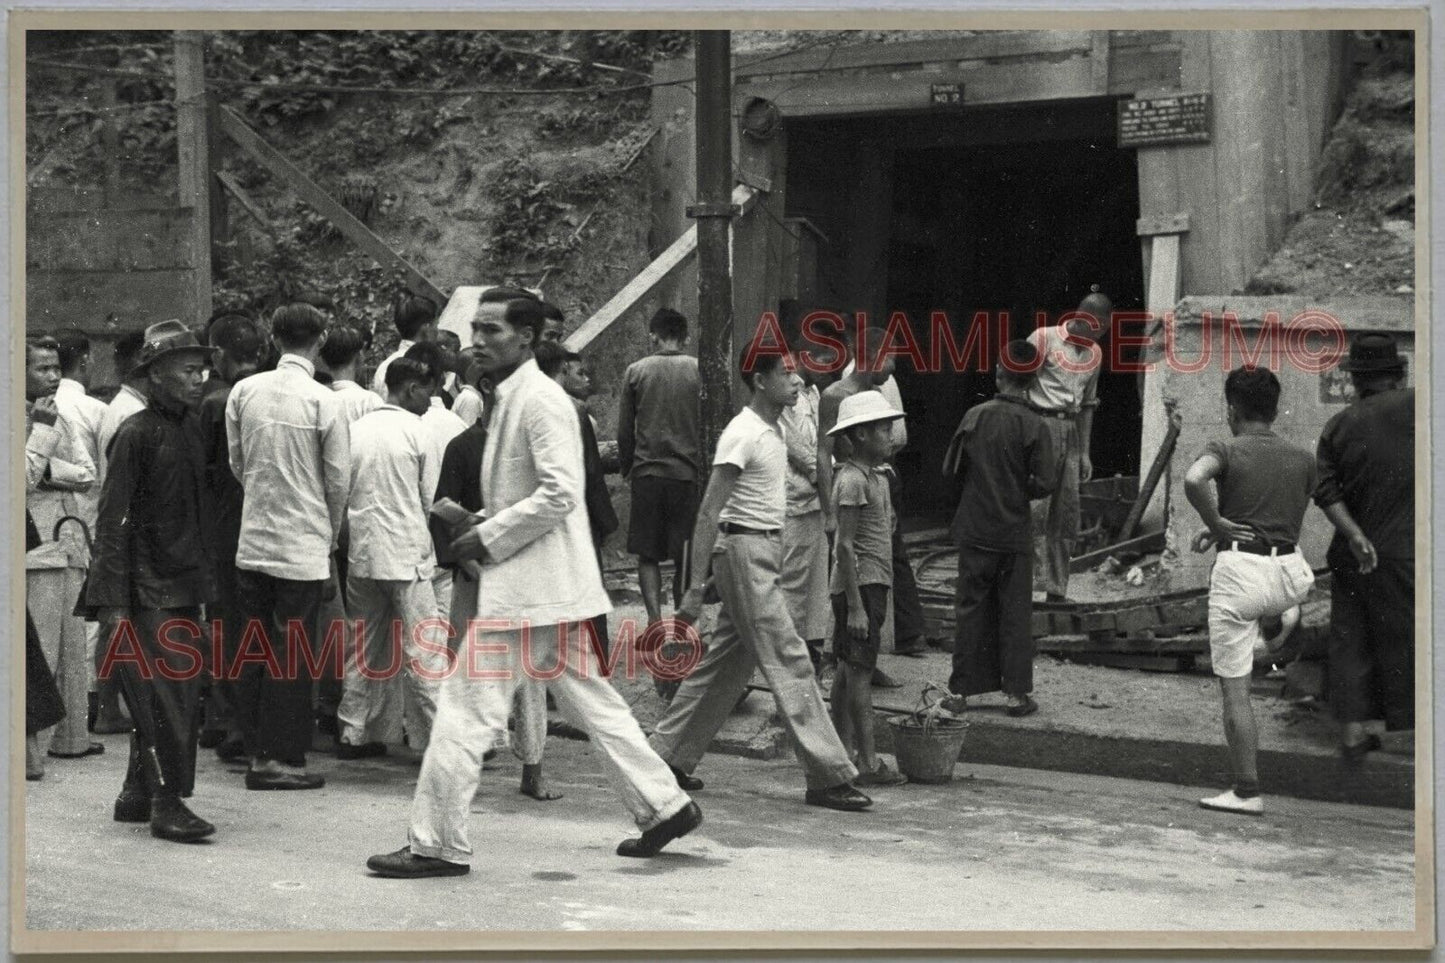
[
  {"x1": 714, "y1": 406, "x2": 786, "y2": 531},
  {"x1": 1202, "y1": 429, "x2": 1316, "y2": 546},
  {"x1": 829, "y1": 461, "x2": 893, "y2": 590},
  {"x1": 618, "y1": 350, "x2": 702, "y2": 481},
  {"x1": 1027, "y1": 324, "x2": 1100, "y2": 414}
]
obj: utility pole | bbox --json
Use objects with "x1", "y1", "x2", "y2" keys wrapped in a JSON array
[
  {"x1": 174, "y1": 30, "x2": 213, "y2": 322},
  {"x1": 690, "y1": 31, "x2": 737, "y2": 455}
]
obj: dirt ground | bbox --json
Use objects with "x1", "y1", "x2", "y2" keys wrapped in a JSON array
[{"x1": 1245, "y1": 50, "x2": 1415, "y2": 298}]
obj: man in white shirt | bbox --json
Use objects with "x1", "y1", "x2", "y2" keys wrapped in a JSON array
[
  {"x1": 778, "y1": 352, "x2": 831, "y2": 675},
  {"x1": 450, "y1": 348, "x2": 486, "y2": 427},
  {"x1": 1027, "y1": 288, "x2": 1109, "y2": 600},
  {"x1": 313, "y1": 324, "x2": 382, "y2": 742},
  {"x1": 226, "y1": 303, "x2": 350, "y2": 790},
  {"x1": 367, "y1": 296, "x2": 698, "y2": 878},
  {"x1": 338, "y1": 358, "x2": 450, "y2": 759},
  {"x1": 52, "y1": 329, "x2": 114, "y2": 728},
  {"x1": 405, "y1": 341, "x2": 468, "y2": 622},
  {"x1": 655, "y1": 351, "x2": 869, "y2": 813},
  {"x1": 25, "y1": 335, "x2": 100, "y2": 760},
  {"x1": 371, "y1": 293, "x2": 439, "y2": 398},
  {"x1": 96, "y1": 330, "x2": 149, "y2": 484}
]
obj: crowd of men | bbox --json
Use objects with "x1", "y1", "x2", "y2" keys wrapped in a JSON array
[{"x1": 22, "y1": 285, "x2": 1416, "y2": 865}]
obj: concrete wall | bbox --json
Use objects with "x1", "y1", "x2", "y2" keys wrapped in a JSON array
[
  {"x1": 1154, "y1": 296, "x2": 1414, "y2": 590},
  {"x1": 1136, "y1": 31, "x2": 1352, "y2": 299},
  {"x1": 27, "y1": 188, "x2": 203, "y2": 388}
]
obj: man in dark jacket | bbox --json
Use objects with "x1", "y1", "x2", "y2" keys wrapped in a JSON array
[
  {"x1": 1315, "y1": 333, "x2": 1415, "y2": 759},
  {"x1": 941, "y1": 339, "x2": 1056, "y2": 716},
  {"x1": 84, "y1": 320, "x2": 218, "y2": 842}
]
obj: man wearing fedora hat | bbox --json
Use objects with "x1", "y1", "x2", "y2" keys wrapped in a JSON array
[
  {"x1": 1314, "y1": 332, "x2": 1414, "y2": 760},
  {"x1": 83, "y1": 319, "x2": 219, "y2": 842}
]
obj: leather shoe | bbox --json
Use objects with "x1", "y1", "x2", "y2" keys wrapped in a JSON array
[
  {"x1": 215, "y1": 738, "x2": 247, "y2": 763},
  {"x1": 617, "y1": 801, "x2": 703, "y2": 858},
  {"x1": 805, "y1": 783, "x2": 873, "y2": 812},
  {"x1": 367, "y1": 846, "x2": 470, "y2": 878},
  {"x1": 337, "y1": 741, "x2": 387, "y2": 761},
  {"x1": 150, "y1": 797, "x2": 216, "y2": 842},
  {"x1": 1005, "y1": 695, "x2": 1039, "y2": 717},
  {"x1": 48, "y1": 742, "x2": 105, "y2": 759},
  {"x1": 1341, "y1": 733, "x2": 1382, "y2": 764},
  {"x1": 245, "y1": 769, "x2": 325, "y2": 791},
  {"x1": 670, "y1": 765, "x2": 704, "y2": 791},
  {"x1": 113, "y1": 789, "x2": 151, "y2": 823}
]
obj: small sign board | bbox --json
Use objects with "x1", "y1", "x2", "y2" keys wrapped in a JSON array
[
  {"x1": 930, "y1": 83, "x2": 963, "y2": 108},
  {"x1": 1117, "y1": 93, "x2": 1212, "y2": 148}
]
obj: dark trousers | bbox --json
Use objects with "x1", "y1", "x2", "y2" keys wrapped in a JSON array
[
  {"x1": 205, "y1": 537, "x2": 243, "y2": 736},
  {"x1": 314, "y1": 549, "x2": 349, "y2": 721},
  {"x1": 885, "y1": 466, "x2": 926, "y2": 652},
  {"x1": 950, "y1": 546, "x2": 1033, "y2": 697},
  {"x1": 117, "y1": 607, "x2": 203, "y2": 799},
  {"x1": 1329, "y1": 556, "x2": 1414, "y2": 731},
  {"x1": 233, "y1": 570, "x2": 323, "y2": 765}
]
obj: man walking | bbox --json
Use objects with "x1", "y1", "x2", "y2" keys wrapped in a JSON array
[
  {"x1": 1185, "y1": 367, "x2": 1317, "y2": 815},
  {"x1": 1314, "y1": 333, "x2": 1414, "y2": 759},
  {"x1": 367, "y1": 295, "x2": 699, "y2": 878},
  {"x1": 653, "y1": 351, "x2": 869, "y2": 812},
  {"x1": 84, "y1": 321, "x2": 218, "y2": 842},
  {"x1": 941, "y1": 340, "x2": 1056, "y2": 716},
  {"x1": 618, "y1": 308, "x2": 703, "y2": 631},
  {"x1": 226, "y1": 303, "x2": 350, "y2": 790},
  {"x1": 1028, "y1": 288, "x2": 1109, "y2": 601}
]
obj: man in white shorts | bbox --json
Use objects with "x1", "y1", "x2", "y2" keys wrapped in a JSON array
[{"x1": 1184, "y1": 367, "x2": 1317, "y2": 815}]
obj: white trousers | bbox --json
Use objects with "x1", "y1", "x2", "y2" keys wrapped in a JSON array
[{"x1": 408, "y1": 621, "x2": 691, "y2": 863}]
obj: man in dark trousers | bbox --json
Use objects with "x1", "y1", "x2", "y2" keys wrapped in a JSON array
[
  {"x1": 84, "y1": 320, "x2": 218, "y2": 842},
  {"x1": 225, "y1": 303, "x2": 350, "y2": 790},
  {"x1": 194, "y1": 314, "x2": 265, "y2": 758},
  {"x1": 941, "y1": 340, "x2": 1056, "y2": 716},
  {"x1": 1314, "y1": 333, "x2": 1414, "y2": 759}
]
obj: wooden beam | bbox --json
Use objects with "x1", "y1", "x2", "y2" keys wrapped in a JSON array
[
  {"x1": 215, "y1": 170, "x2": 273, "y2": 234},
  {"x1": 1137, "y1": 211, "x2": 1191, "y2": 236},
  {"x1": 215, "y1": 104, "x2": 445, "y2": 305},
  {"x1": 174, "y1": 31, "x2": 212, "y2": 320},
  {"x1": 1068, "y1": 530, "x2": 1166, "y2": 574},
  {"x1": 566, "y1": 183, "x2": 757, "y2": 352},
  {"x1": 735, "y1": 31, "x2": 1093, "y2": 78}
]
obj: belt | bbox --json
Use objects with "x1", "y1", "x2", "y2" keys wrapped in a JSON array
[
  {"x1": 1033, "y1": 407, "x2": 1080, "y2": 419},
  {"x1": 719, "y1": 522, "x2": 780, "y2": 536},
  {"x1": 1224, "y1": 540, "x2": 1296, "y2": 557}
]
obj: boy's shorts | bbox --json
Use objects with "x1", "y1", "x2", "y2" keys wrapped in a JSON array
[
  {"x1": 627, "y1": 475, "x2": 699, "y2": 564},
  {"x1": 831, "y1": 583, "x2": 889, "y2": 672}
]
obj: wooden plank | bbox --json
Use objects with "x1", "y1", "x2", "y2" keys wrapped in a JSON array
[
  {"x1": 173, "y1": 31, "x2": 212, "y2": 321},
  {"x1": 567, "y1": 183, "x2": 758, "y2": 352},
  {"x1": 1090, "y1": 31, "x2": 1111, "y2": 91},
  {"x1": 737, "y1": 56, "x2": 1100, "y2": 118},
  {"x1": 27, "y1": 188, "x2": 178, "y2": 214},
  {"x1": 1068, "y1": 530, "x2": 1167, "y2": 574},
  {"x1": 216, "y1": 104, "x2": 445, "y2": 305},
  {"x1": 1136, "y1": 212, "x2": 1190, "y2": 236},
  {"x1": 27, "y1": 209, "x2": 195, "y2": 271},
  {"x1": 735, "y1": 31, "x2": 1093, "y2": 78},
  {"x1": 215, "y1": 170, "x2": 273, "y2": 234},
  {"x1": 1107, "y1": 47, "x2": 1183, "y2": 94}
]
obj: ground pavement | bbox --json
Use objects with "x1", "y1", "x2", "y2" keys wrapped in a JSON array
[{"x1": 24, "y1": 723, "x2": 1416, "y2": 934}]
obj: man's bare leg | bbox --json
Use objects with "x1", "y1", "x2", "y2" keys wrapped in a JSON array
[
  {"x1": 638, "y1": 560, "x2": 663, "y2": 625},
  {"x1": 519, "y1": 762, "x2": 563, "y2": 801}
]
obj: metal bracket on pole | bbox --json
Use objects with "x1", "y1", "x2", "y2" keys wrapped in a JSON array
[{"x1": 686, "y1": 202, "x2": 742, "y2": 219}]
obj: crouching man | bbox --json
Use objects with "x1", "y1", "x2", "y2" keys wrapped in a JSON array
[{"x1": 84, "y1": 321, "x2": 218, "y2": 842}]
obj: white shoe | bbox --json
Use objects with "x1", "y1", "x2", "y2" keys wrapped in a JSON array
[{"x1": 1199, "y1": 789, "x2": 1264, "y2": 815}]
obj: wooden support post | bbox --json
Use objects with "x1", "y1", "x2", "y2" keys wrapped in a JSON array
[
  {"x1": 174, "y1": 31, "x2": 213, "y2": 322},
  {"x1": 215, "y1": 104, "x2": 446, "y2": 305},
  {"x1": 1136, "y1": 211, "x2": 1188, "y2": 533},
  {"x1": 693, "y1": 30, "x2": 737, "y2": 456},
  {"x1": 732, "y1": 104, "x2": 787, "y2": 408},
  {"x1": 215, "y1": 170, "x2": 273, "y2": 235}
]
